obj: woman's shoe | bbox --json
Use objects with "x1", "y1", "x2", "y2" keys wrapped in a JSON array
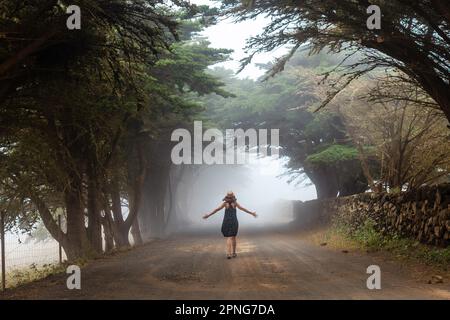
[
  {"x1": 227, "y1": 254, "x2": 232, "y2": 259},
  {"x1": 232, "y1": 253, "x2": 237, "y2": 258}
]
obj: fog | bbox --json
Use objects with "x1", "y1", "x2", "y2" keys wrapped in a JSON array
[{"x1": 170, "y1": 155, "x2": 317, "y2": 234}]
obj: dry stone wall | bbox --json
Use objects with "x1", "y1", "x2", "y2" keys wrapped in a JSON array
[{"x1": 292, "y1": 184, "x2": 450, "y2": 247}]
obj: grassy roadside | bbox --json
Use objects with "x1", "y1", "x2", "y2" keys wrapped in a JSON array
[
  {"x1": 4, "y1": 263, "x2": 66, "y2": 289},
  {"x1": 307, "y1": 219, "x2": 450, "y2": 272}
]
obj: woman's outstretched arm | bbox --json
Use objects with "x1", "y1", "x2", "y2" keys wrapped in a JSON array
[
  {"x1": 203, "y1": 203, "x2": 226, "y2": 219},
  {"x1": 236, "y1": 202, "x2": 257, "y2": 217}
]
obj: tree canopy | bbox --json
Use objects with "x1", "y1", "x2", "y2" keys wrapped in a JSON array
[
  {"x1": 0, "y1": 1, "x2": 232, "y2": 259},
  {"x1": 217, "y1": 0, "x2": 450, "y2": 123}
]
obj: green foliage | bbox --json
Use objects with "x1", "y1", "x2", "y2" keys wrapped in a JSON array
[
  {"x1": 350, "y1": 219, "x2": 384, "y2": 249},
  {"x1": 332, "y1": 216, "x2": 450, "y2": 268},
  {"x1": 198, "y1": 51, "x2": 373, "y2": 196},
  {"x1": 201, "y1": 52, "x2": 349, "y2": 165},
  {"x1": 332, "y1": 216, "x2": 384, "y2": 248},
  {"x1": 305, "y1": 144, "x2": 359, "y2": 166}
]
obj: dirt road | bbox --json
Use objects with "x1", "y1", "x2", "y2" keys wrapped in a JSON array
[{"x1": 2, "y1": 227, "x2": 450, "y2": 299}]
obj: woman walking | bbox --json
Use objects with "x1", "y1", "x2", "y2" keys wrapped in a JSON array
[{"x1": 203, "y1": 191, "x2": 257, "y2": 259}]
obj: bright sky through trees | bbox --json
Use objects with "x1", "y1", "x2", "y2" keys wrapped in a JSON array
[
  {"x1": 192, "y1": 0, "x2": 288, "y2": 79},
  {"x1": 190, "y1": 1, "x2": 313, "y2": 200}
]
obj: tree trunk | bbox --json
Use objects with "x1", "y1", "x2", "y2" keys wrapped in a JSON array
[
  {"x1": 87, "y1": 172, "x2": 102, "y2": 254},
  {"x1": 30, "y1": 191, "x2": 72, "y2": 259},
  {"x1": 64, "y1": 185, "x2": 91, "y2": 260},
  {"x1": 109, "y1": 181, "x2": 130, "y2": 248},
  {"x1": 305, "y1": 166, "x2": 339, "y2": 199},
  {"x1": 102, "y1": 218, "x2": 114, "y2": 252},
  {"x1": 131, "y1": 218, "x2": 143, "y2": 245},
  {"x1": 115, "y1": 225, "x2": 130, "y2": 248}
]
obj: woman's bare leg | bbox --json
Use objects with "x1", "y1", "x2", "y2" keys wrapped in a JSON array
[
  {"x1": 231, "y1": 236, "x2": 237, "y2": 255},
  {"x1": 226, "y1": 237, "x2": 232, "y2": 256}
]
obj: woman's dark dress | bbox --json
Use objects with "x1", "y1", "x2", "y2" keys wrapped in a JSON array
[{"x1": 221, "y1": 204, "x2": 239, "y2": 237}]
